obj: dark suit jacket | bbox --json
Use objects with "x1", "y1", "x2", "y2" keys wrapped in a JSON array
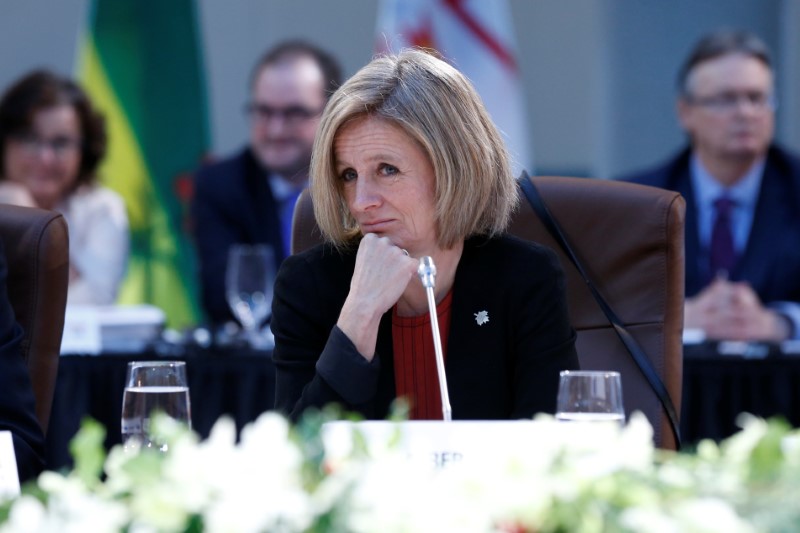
[
  {"x1": 192, "y1": 148, "x2": 286, "y2": 324},
  {"x1": 0, "y1": 239, "x2": 45, "y2": 482},
  {"x1": 272, "y1": 235, "x2": 579, "y2": 421},
  {"x1": 623, "y1": 145, "x2": 800, "y2": 302}
]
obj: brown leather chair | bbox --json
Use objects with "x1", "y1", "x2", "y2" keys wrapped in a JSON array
[
  {"x1": 291, "y1": 176, "x2": 686, "y2": 449},
  {"x1": 0, "y1": 204, "x2": 69, "y2": 434},
  {"x1": 509, "y1": 176, "x2": 685, "y2": 450}
]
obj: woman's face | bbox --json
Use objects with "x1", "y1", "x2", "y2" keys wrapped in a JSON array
[
  {"x1": 335, "y1": 116, "x2": 438, "y2": 254},
  {"x1": 3, "y1": 104, "x2": 82, "y2": 208}
]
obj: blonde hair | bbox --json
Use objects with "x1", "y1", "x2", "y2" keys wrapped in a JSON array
[{"x1": 310, "y1": 48, "x2": 517, "y2": 249}]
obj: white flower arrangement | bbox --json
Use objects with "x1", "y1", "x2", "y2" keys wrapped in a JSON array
[{"x1": 1, "y1": 411, "x2": 799, "y2": 532}]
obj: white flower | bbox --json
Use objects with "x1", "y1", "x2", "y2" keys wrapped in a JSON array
[
  {"x1": 200, "y1": 413, "x2": 313, "y2": 533},
  {"x1": 2, "y1": 407, "x2": 799, "y2": 532},
  {"x1": 342, "y1": 454, "x2": 491, "y2": 533},
  {"x1": 671, "y1": 498, "x2": 755, "y2": 533},
  {"x1": 33, "y1": 473, "x2": 128, "y2": 533},
  {"x1": 724, "y1": 414, "x2": 768, "y2": 464},
  {"x1": 0, "y1": 496, "x2": 45, "y2": 533},
  {"x1": 128, "y1": 483, "x2": 191, "y2": 532}
]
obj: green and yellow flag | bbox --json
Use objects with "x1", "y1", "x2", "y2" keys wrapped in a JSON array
[{"x1": 76, "y1": 0, "x2": 209, "y2": 327}]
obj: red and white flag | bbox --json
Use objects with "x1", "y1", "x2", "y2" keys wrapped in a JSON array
[{"x1": 376, "y1": 0, "x2": 532, "y2": 175}]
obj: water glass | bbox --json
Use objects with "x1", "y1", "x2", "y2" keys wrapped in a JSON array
[
  {"x1": 226, "y1": 244, "x2": 276, "y2": 348},
  {"x1": 121, "y1": 361, "x2": 191, "y2": 452},
  {"x1": 555, "y1": 370, "x2": 625, "y2": 425}
]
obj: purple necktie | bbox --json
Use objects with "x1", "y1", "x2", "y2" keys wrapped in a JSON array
[{"x1": 709, "y1": 196, "x2": 737, "y2": 277}]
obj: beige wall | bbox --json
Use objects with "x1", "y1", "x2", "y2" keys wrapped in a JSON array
[{"x1": 2, "y1": 0, "x2": 798, "y2": 178}]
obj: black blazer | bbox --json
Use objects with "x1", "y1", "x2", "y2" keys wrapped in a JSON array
[
  {"x1": 0, "y1": 239, "x2": 45, "y2": 482},
  {"x1": 192, "y1": 148, "x2": 286, "y2": 324},
  {"x1": 272, "y1": 235, "x2": 579, "y2": 421},
  {"x1": 623, "y1": 145, "x2": 800, "y2": 302}
]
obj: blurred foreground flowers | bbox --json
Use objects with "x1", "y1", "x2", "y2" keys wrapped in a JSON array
[{"x1": 1, "y1": 411, "x2": 799, "y2": 532}]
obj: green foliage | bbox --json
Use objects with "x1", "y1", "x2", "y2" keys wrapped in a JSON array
[
  {"x1": 746, "y1": 417, "x2": 790, "y2": 482},
  {"x1": 5, "y1": 412, "x2": 800, "y2": 532},
  {"x1": 69, "y1": 417, "x2": 107, "y2": 488}
]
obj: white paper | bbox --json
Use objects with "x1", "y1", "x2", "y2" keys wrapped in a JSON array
[
  {"x1": 61, "y1": 305, "x2": 166, "y2": 355},
  {"x1": 682, "y1": 328, "x2": 706, "y2": 345},
  {"x1": 0, "y1": 431, "x2": 20, "y2": 500},
  {"x1": 60, "y1": 306, "x2": 102, "y2": 354}
]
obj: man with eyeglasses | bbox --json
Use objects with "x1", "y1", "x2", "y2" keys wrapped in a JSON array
[
  {"x1": 624, "y1": 29, "x2": 800, "y2": 342},
  {"x1": 192, "y1": 41, "x2": 342, "y2": 326}
]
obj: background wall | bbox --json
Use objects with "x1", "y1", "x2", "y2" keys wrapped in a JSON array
[
  {"x1": 600, "y1": 1, "x2": 784, "y2": 177},
  {"x1": 2, "y1": 0, "x2": 798, "y2": 179}
]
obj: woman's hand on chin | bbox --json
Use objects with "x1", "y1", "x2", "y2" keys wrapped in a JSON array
[{"x1": 336, "y1": 233, "x2": 418, "y2": 359}]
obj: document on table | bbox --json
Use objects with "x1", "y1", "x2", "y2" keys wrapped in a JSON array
[{"x1": 0, "y1": 431, "x2": 20, "y2": 499}]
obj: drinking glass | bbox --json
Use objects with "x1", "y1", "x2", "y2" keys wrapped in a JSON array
[
  {"x1": 121, "y1": 361, "x2": 191, "y2": 452},
  {"x1": 226, "y1": 244, "x2": 276, "y2": 348},
  {"x1": 555, "y1": 370, "x2": 625, "y2": 425}
]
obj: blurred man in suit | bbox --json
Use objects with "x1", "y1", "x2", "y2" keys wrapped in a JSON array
[
  {"x1": 0, "y1": 237, "x2": 45, "y2": 482},
  {"x1": 192, "y1": 40, "x2": 342, "y2": 325},
  {"x1": 624, "y1": 29, "x2": 800, "y2": 341}
]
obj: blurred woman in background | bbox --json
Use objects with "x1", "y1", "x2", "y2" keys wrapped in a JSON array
[{"x1": 0, "y1": 70, "x2": 128, "y2": 305}]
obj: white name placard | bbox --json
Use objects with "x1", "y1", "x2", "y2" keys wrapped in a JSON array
[
  {"x1": 322, "y1": 419, "x2": 629, "y2": 470},
  {"x1": 323, "y1": 420, "x2": 559, "y2": 469},
  {"x1": 0, "y1": 431, "x2": 20, "y2": 500}
]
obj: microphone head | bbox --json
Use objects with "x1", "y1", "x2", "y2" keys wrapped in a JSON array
[{"x1": 417, "y1": 256, "x2": 436, "y2": 288}]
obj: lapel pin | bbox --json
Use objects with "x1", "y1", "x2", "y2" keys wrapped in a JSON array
[{"x1": 474, "y1": 310, "x2": 489, "y2": 326}]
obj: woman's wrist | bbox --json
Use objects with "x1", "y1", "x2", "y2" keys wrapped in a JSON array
[{"x1": 336, "y1": 297, "x2": 384, "y2": 361}]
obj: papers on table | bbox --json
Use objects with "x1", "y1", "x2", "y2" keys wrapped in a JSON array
[
  {"x1": 682, "y1": 328, "x2": 706, "y2": 345},
  {"x1": 61, "y1": 305, "x2": 166, "y2": 355},
  {"x1": 0, "y1": 431, "x2": 20, "y2": 500}
]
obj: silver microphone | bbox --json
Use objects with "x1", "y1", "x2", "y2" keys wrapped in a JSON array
[
  {"x1": 417, "y1": 256, "x2": 437, "y2": 288},
  {"x1": 417, "y1": 256, "x2": 452, "y2": 421}
]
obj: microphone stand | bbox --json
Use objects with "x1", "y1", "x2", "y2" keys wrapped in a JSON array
[{"x1": 417, "y1": 257, "x2": 452, "y2": 422}]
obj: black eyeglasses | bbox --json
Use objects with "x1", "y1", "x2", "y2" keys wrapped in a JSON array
[
  {"x1": 687, "y1": 91, "x2": 777, "y2": 113},
  {"x1": 244, "y1": 103, "x2": 323, "y2": 125}
]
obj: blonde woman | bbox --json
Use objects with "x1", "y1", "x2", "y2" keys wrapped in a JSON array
[{"x1": 273, "y1": 49, "x2": 578, "y2": 421}]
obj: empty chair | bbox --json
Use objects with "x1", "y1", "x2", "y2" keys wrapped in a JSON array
[{"x1": 509, "y1": 175, "x2": 685, "y2": 450}]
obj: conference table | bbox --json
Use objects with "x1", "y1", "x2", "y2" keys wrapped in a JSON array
[
  {"x1": 46, "y1": 340, "x2": 800, "y2": 468},
  {"x1": 46, "y1": 344, "x2": 275, "y2": 469},
  {"x1": 681, "y1": 340, "x2": 800, "y2": 443}
]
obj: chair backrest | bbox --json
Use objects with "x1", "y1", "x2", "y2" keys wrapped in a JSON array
[
  {"x1": 291, "y1": 188, "x2": 325, "y2": 256},
  {"x1": 509, "y1": 176, "x2": 685, "y2": 449},
  {"x1": 291, "y1": 176, "x2": 686, "y2": 449},
  {"x1": 0, "y1": 205, "x2": 69, "y2": 434}
]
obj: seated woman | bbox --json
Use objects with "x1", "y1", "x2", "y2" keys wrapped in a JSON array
[
  {"x1": 273, "y1": 49, "x2": 579, "y2": 421},
  {"x1": 0, "y1": 70, "x2": 128, "y2": 305}
]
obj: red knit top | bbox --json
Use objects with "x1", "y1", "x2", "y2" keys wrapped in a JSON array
[{"x1": 391, "y1": 291, "x2": 453, "y2": 420}]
